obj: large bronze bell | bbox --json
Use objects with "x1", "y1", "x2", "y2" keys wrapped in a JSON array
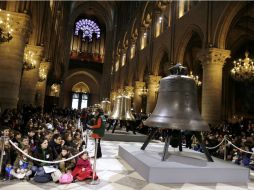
[
  {"x1": 101, "y1": 99, "x2": 111, "y2": 116},
  {"x1": 144, "y1": 75, "x2": 209, "y2": 131},
  {"x1": 141, "y1": 64, "x2": 213, "y2": 162},
  {"x1": 109, "y1": 95, "x2": 135, "y2": 121}
]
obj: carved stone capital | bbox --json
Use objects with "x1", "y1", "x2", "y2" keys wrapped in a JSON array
[
  {"x1": 198, "y1": 48, "x2": 231, "y2": 67},
  {"x1": 148, "y1": 75, "x2": 161, "y2": 86},
  {"x1": 39, "y1": 61, "x2": 51, "y2": 74},
  {"x1": 25, "y1": 45, "x2": 44, "y2": 60},
  {"x1": 124, "y1": 86, "x2": 134, "y2": 93},
  {"x1": 117, "y1": 88, "x2": 124, "y2": 96},
  {"x1": 134, "y1": 81, "x2": 145, "y2": 89},
  {"x1": 0, "y1": 10, "x2": 31, "y2": 38}
]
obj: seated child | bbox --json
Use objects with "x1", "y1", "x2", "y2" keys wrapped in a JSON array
[
  {"x1": 10, "y1": 146, "x2": 33, "y2": 180},
  {"x1": 57, "y1": 146, "x2": 76, "y2": 173},
  {"x1": 71, "y1": 151, "x2": 97, "y2": 181}
]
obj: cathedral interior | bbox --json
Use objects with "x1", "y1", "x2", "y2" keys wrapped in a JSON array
[
  {"x1": 0, "y1": 1, "x2": 254, "y2": 123},
  {"x1": 1, "y1": 1, "x2": 254, "y2": 190}
]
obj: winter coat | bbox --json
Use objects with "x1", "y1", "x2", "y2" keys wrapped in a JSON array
[
  {"x1": 57, "y1": 153, "x2": 76, "y2": 173},
  {"x1": 13, "y1": 155, "x2": 33, "y2": 171},
  {"x1": 33, "y1": 147, "x2": 54, "y2": 167}
]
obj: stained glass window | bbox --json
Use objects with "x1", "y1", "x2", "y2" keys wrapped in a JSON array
[{"x1": 74, "y1": 19, "x2": 100, "y2": 41}]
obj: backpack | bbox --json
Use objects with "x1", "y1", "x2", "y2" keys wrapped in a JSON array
[
  {"x1": 33, "y1": 173, "x2": 52, "y2": 183},
  {"x1": 59, "y1": 173, "x2": 73, "y2": 184},
  {"x1": 51, "y1": 169, "x2": 62, "y2": 182}
]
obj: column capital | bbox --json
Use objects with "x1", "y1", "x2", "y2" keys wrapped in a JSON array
[
  {"x1": 198, "y1": 48, "x2": 231, "y2": 67},
  {"x1": 39, "y1": 61, "x2": 51, "y2": 73},
  {"x1": 24, "y1": 45, "x2": 44, "y2": 69},
  {"x1": 124, "y1": 86, "x2": 134, "y2": 97},
  {"x1": 117, "y1": 88, "x2": 124, "y2": 96},
  {"x1": 124, "y1": 85, "x2": 134, "y2": 92},
  {"x1": 148, "y1": 75, "x2": 161, "y2": 85},
  {"x1": 25, "y1": 45, "x2": 44, "y2": 58},
  {"x1": 135, "y1": 81, "x2": 145, "y2": 89},
  {"x1": 0, "y1": 10, "x2": 31, "y2": 37}
]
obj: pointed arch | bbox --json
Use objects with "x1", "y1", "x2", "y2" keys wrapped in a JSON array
[{"x1": 176, "y1": 24, "x2": 204, "y2": 64}]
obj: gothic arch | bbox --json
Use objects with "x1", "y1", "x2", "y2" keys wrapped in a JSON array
[
  {"x1": 153, "y1": 46, "x2": 170, "y2": 75},
  {"x1": 214, "y1": 1, "x2": 245, "y2": 49},
  {"x1": 176, "y1": 24, "x2": 204, "y2": 64}
]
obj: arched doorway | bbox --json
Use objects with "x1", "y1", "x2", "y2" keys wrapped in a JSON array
[{"x1": 71, "y1": 82, "x2": 90, "y2": 109}]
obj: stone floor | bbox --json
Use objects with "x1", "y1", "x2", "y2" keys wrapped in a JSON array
[{"x1": 1, "y1": 140, "x2": 254, "y2": 190}]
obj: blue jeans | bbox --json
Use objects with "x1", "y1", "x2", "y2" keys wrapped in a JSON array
[{"x1": 31, "y1": 166, "x2": 45, "y2": 176}]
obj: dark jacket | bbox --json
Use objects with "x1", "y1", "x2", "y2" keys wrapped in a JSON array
[
  {"x1": 33, "y1": 147, "x2": 54, "y2": 167},
  {"x1": 49, "y1": 140, "x2": 62, "y2": 160}
]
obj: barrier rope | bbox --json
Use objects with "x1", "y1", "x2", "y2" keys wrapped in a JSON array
[
  {"x1": 203, "y1": 137, "x2": 254, "y2": 155},
  {"x1": 9, "y1": 140, "x2": 86, "y2": 164},
  {"x1": 226, "y1": 139, "x2": 254, "y2": 155},
  {"x1": 205, "y1": 137, "x2": 226, "y2": 149}
]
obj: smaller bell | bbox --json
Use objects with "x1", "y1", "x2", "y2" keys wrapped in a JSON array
[
  {"x1": 101, "y1": 99, "x2": 111, "y2": 116},
  {"x1": 109, "y1": 95, "x2": 135, "y2": 120}
]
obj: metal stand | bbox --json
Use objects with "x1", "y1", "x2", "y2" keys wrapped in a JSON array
[
  {"x1": 224, "y1": 135, "x2": 227, "y2": 161},
  {"x1": 85, "y1": 129, "x2": 89, "y2": 149},
  {"x1": 112, "y1": 120, "x2": 118, "y2": 133},
  {"x1": 141, "y1": 129, "x2": 213, "y2": 162},
  {"x1": 141, "y1": 128, "x2": 157, "y2": 150},
  {"x1": 0, "y1": 136, "x2": 6, "y2": 174},
  {"x1": 193, "y1": 131, "x2": 213, "y2": 162},
  {"x1": 88, "y1": 138, "x2": 100, "y2": 185},
  {"x1": 162, "y1": 134, "x2": 170, "y2": 161}
]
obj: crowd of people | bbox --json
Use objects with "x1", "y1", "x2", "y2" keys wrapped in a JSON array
[
  {"x1": 1, "y1": 105, "x2": 254, "y2": 183},
  {"x1": 0, "y1": 105, "x2": 104, "y2": 183}
]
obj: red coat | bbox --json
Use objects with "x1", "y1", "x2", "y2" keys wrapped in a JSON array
[{"x1": 71, "y1": 158, "x2": 97, "y2": 181}]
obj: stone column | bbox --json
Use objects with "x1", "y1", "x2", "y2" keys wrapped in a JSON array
[
  {"x1": 35, "y1": 61, "x2": 50, "y2": 108},
  {"x1": 199, "y1": 48, "x2": 230, "y2": 125},
  {"x1": 20, "y1": 45, "x2": 44, "y2": 105},
  {"x1": 0, "y1": 10, "x2": 30, "y2": 110},
  {"x1": 133, "y1": 81, "x2": 145, "y2": 113},
  {"x1": 146, "y1": 75, "x2": 161, "y2": 114},
  {"x1": 110, "y1": 90, "x2": 117, "y2": 110}
]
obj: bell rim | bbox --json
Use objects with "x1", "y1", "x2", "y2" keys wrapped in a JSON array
[{"x1": 143, "y1": 117, "x2": 210, "y2": 131}]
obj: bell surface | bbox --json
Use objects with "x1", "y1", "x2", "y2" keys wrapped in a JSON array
[
  {"x1": 101, "y1": 99, "x2": 111, "y2": 116},
  {"x1": 144, "y1": 75, "x2": 210, "y2": 131},
  {"x1": 109, "y1": 95, "x2": 135, "y2": 121}
]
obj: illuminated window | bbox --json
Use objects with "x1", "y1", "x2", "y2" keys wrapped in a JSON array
[
  {"x1": 74, "y1": 19, "x2": 100, "y2": 41},
  {"x1": 115, "y1": 59, "x2": 119, "y2": 72},
  {"x1": 121, "y1": 53, "x2": 126, "y2": 67},
  {"x1": 141, "y1": 32, "x2": 147, "y2": 50},
  {"x1": 130, "y1": 44, "x2": 136, "y2": 59}
]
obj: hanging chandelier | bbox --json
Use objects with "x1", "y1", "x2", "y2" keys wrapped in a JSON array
[
  {"x1": 188, "y1": 71, "x2": 202, "y2": 86},
  {"x1": 0, "y1": 9, "x2": 13, "y2": 44},
  {"x1": 231, "y1": 51, "x2": 254, "y2": 81},
  {"x1": 23, "y1": 51, "x2": 36, "y2": 71},
  {"x1": 38, "y1": 68, "x2": 47, "y2": 82}
]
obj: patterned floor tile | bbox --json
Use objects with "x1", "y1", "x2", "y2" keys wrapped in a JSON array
[
  {"x1": 115, "y1": 176, "x2": 148, "y2": 190},
  {"x1": 96, "y1": 171, "x2": 125, "y2": 182},
  {"x1": 141, "y1": 183, "x2": 173, "y2": 190},
  {"x1": 128, "y1": 171, "x2": 146, "y2": 181},
  {"x1": 97, "y1": 183, "x2": 136, "y2": 190}
]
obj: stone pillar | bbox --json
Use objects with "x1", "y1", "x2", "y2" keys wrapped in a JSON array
[
  {"x1": 35, "y1": 61, "x2": 50, "y2": 108},
  {"x1": 133, "y1": 81, "x2": 145, "y2": 113},
  {"x1": 110, "y1": 90, "x2": 117, "y2": 110},
  {"x1": 20, "y1": 45, "x2": 44, "y2": 105},
  {"x1": 0, "y1": 10, "x2": 30, "y2": 110},
  {"x1": 199, "y1": 48, "x2": 230, "y2": 125},
  {"x1": 146, "y1": 75, "x2": 161, "y2": 114}
]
